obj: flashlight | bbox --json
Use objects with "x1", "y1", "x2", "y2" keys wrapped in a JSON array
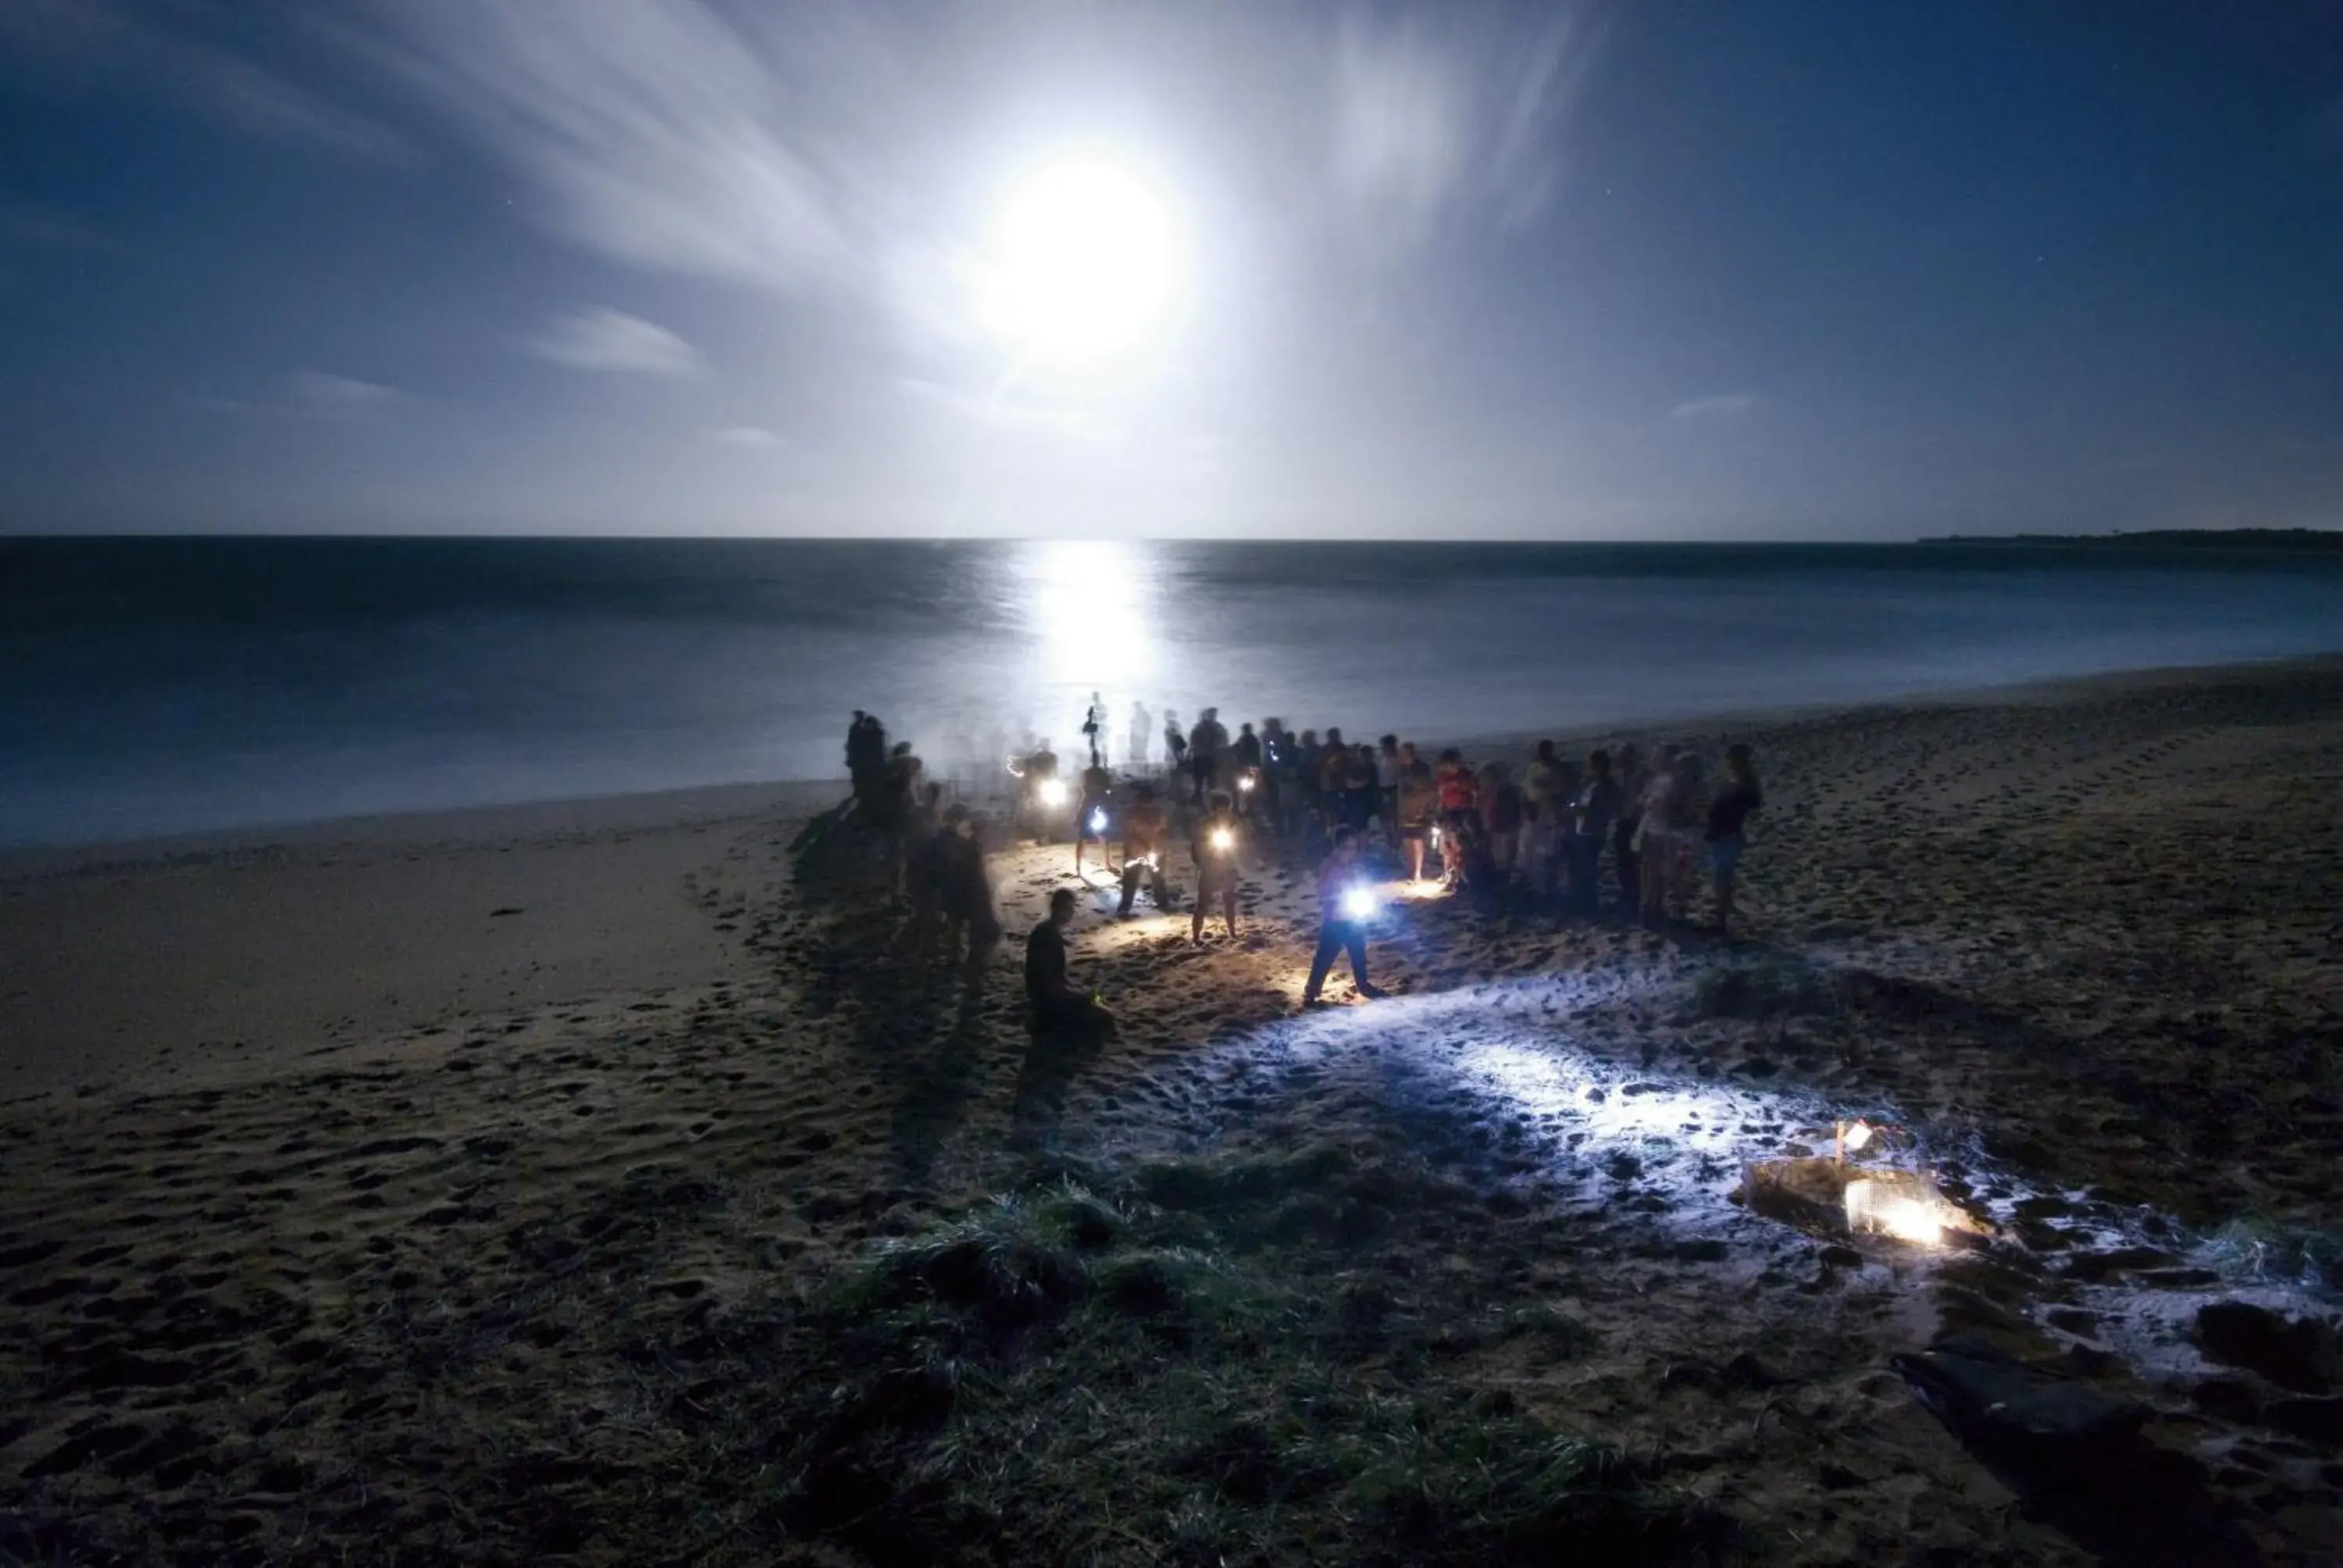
[
  {"x1": 1237, "y1": 771, "x2": 1256, "y2": 793},
  {"x1": 1341, "y1": 886, "x2": 1375, "y2": 921},
  {"x1": 1038, "y1": 779, "x2": 1068, "y2": 807},
  {"x1": 1089, "y1": 808, "x2": 1107, "y2": 832},
  {"x1": 1210, "y1": 827, "x2": 1233, "y2": 853}
]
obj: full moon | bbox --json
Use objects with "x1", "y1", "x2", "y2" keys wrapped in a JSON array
[{"x1": 983, "y1": 159, "x2": 1177, "y2": 367}]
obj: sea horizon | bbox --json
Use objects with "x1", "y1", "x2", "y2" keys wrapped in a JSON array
[{"x1": 9, "y1": 534, "x2": 2342, "y2": 847}]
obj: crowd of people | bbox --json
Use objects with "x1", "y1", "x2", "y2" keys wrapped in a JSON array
[{"x1": 833, "y1": 705, "x2": 1763, "y2": 1040}]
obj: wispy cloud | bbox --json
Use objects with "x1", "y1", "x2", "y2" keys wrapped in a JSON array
[
  {"x1": 289, "y1": 370, "x2": 400, "y2": 416},
  {"x1": 708, "y1": 425, "x2": 783, "y2": 448},
  {"x1": 198, "y1": 370, "x2": 402, "y2": 419},
  {"x1": 1670, "y1": 393, "x2": 1765, "y2": 421},
  {"x1": 0, "y1": 0, "x2": 403, "y2": 159},
  {"x1": 531, "y1": 308, "x2": 704, "y2": 377},
  {"x1": 346, "y1": 1, "x2": 1600, "y2": 307},
  {"x1": 1331, "y1": 11, "x2": 1603, "y2": 249},
  {"x1": 354, "y1": 1, "x2": 853, "y2": 294}
]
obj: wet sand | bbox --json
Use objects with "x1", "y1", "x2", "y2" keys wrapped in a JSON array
[{"x1": 2, "y1": 659, "x2": 2341, "y2": 1564}]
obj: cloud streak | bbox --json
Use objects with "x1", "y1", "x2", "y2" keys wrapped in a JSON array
[
  {"x1": 1670, "y1": 394, "x2": 1765, "y2": 421},
  {"x1": 349, "y1": 0, "x2": 1599, "y2": 303},
  {"x1": 0, "y1": 0, "x2": 403, "y2": 159},
  {"x1": 531, "y1": 308, "x2": 704, "y2": 377}
]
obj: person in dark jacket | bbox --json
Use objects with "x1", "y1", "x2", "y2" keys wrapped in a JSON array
[
  {"x1": 1303, "y1": 828, "x2": 1388, "y2": 1007},
  {"x1": 1026, "y1": 889, "x2": 1114, "y2": 1039},
  {"x1": 1704, "y1": 743, "x2": 1763, "y2": 934},
  {"x1": 936, "y1": 806, "x2": 1000, "y2": 976}
]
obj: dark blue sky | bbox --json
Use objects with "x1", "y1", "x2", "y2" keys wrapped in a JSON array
[{"x1": 3, "y1": 1, "x2": 2340, "y2": 539}]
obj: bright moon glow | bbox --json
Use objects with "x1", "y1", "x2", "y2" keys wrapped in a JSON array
[{"x1": 985, "y1": 160, "x2": 1175, "y2": 365}]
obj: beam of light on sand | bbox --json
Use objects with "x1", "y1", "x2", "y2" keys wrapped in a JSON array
[{"x1": 1215, "y1": 977, "x2": 2343, "y2": 1390}]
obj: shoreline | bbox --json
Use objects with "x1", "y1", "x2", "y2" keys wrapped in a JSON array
[{"x1": 9, "y1": 651, "x2": 2338, "y2": 871}]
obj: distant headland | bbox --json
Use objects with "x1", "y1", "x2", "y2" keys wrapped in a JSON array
[{"x1": 1920, "y1": 528, "x2": 2343, "y2": 551}]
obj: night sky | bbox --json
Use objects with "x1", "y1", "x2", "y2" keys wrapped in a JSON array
[{"x1": 3, "y1": 1, "x2": 2341, "y2": 539}]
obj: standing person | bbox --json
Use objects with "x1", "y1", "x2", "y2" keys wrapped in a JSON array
[
  {"x1": 1668, "y1": 753, "x2": 1712, "y2": 921},
  {"x1": 1188, "y1": 708, "x2": 1228, "y2": 804},
  {"x1": 1162, "y1": 710, "x2": 1188, "y2": 786},
  {"x1": 1434, "y1": 749, "x2": 1478, "y2": 878},
  {"x1": 1376, "y1": 736, "x2": 1403, "y2": 850},
  {"x1": 1018, "y1": 736, "x2": 1062, "y2": 839},
  {"x1": 1704, "y1": 743, "x2": 1763, "y2": 934},
  {"x1": 1571, "y1": 750, "x2": 1622, "y2": 916},
  {"x1": 1481, "y1": 761, "x2": 1523, "y2": 881},
  {"x1": 1396, "y1": 742, "x2": 1438, "y2": 882},
  {"x1": 1317, "y1": 728, "x2": 1351, "y2": 836},
  {"x1": 1521, "y1": 741, "x2": 1564, "y2": 896},
  {"x1": 1637, "y1": 746, "x2": 1681, "y2": 921},
  {"x1": 936, "y1": 806, "x2": 1001, "y2": 977},
  {"x1": 904, "y1": 782, "x2": 947, "y2": 953},
  {"x1": 849, "y1": 713, "x2": 887, "y2": 811},
  {"x1": 1611, "y1": 743, "x2": 1648, "y2": 914},
  {"x1": 1189, "y1": 789, "x2": 1243, "y2": 943},
  {"x1": 1259, "y1": 718, "x2": 1289, "y2": 822},
  {"x1": 1345, "y1": 744, "x2": 1378, "y2": 838},
  {"x1": 1232, "y1": 722, "x2": 1264, "y2": 815},
  {"x1": 1303, "y1": 828, "x2": 1387, "y2": 1007},
  {"x1": 882, "y1": 741, "x2": 923, "y2": 893},
  {"x1": 1116, "y1": 782, "x2": 1172, "y2": 916},
  {"x1": 844, "y1": 710, "x2": 868, "y2": 791},
  {"x1": 1082, "y1": 691, "x2": 1107, "y2": 768},
  {"x1": 1293, "y1": 729, "x2": 1322, "y2": 834},
  {"x1": 1073, "y1": 757, "x2": 1114, "y2": 876},
  {"x1": 1026, "y1": 889, "x2": 1115, "y2": 1040},
  {"x1": 1129, "y1": 701, "x2": 1153, "y2": 770}
]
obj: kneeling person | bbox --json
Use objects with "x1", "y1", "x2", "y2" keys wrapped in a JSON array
[
  {"x1": 1117, "y1": 782, "x2": 1172, "y2": 915},
  {"x1": 1026, "y1": 889, "x2": 1115, "y2": 1039}
]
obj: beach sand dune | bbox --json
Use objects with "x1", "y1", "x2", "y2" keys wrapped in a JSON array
[{"x1": 2, "y1": 662, "x2": 2341, "y2": 1563}]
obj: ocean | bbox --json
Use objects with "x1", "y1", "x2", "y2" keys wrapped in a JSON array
[{"x1": 6, "y1": 536, "x2": 2341, "y2": 846}]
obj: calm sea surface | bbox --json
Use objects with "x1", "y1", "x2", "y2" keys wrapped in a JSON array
[{"x1": 5, "y1": 537, "x2": 2341, "y2": 846}]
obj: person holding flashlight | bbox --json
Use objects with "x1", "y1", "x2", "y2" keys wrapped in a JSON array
[
  {"x1": 1189, "y1": 789, "x2": 1243, "y2": 944},
  {"x1": 1026, "y1": 888, "x2": 1114, "y2": 1042},
  {"x1": 1303, "y1": 827, "x2": 1387, "y2": 1007},
  {"x1": 1073, "y1": 757, "x2": 1114, "y2": 876},
  {"x1": 1018, "y1": 737, "x2": 1063, "y2": 838},
  {"x1": 1116, "y1": 782, "x2": 1172, "y2": 915}
]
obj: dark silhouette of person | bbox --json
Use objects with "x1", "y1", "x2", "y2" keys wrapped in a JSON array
[
  {"x1": 1082, "y1": 690, "x2": 1106, "y2": 768},
  {"x1": 1303, "y1": 827, "x2": 1387, "y2": 1007},
  {"x1": 1025, "y1": 888, "x2": 1114, "y2": 1040},
  {"x1": 1187, "y1": 707, "x2": 1228, "y2": 805},
  {"x1": 1128, "y1": 700, "x2": 1153, "y2": 768},
  {"x1": 936, "y1": 805, "x2": 1000, "y2": 976},
  {"x1": 904, "y1": 782, "x2": 947, "y2": 950},
  {"x1": 1074, "y1": 758, "x2": 1114, "y2": 875},
  {"x1": 1189, "y1": 789, "x2": 1243, "y2": 944},
  {"x1": 847, "y1": 712, "x2": 888, "y2": 811}
]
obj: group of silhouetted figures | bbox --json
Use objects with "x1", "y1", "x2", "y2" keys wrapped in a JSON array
[{"x1": 825, "y1": 702, "x2": 1763, "y2": 1042}]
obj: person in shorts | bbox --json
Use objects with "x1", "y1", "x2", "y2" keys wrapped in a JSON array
[{"x1": 1396, "y1": 743, "x2": 1439, "y2": 882}]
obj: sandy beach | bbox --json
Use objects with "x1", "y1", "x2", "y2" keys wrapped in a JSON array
[{"x1": 5, "y1": 658, "x2": 2342, "y2": 1565}]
